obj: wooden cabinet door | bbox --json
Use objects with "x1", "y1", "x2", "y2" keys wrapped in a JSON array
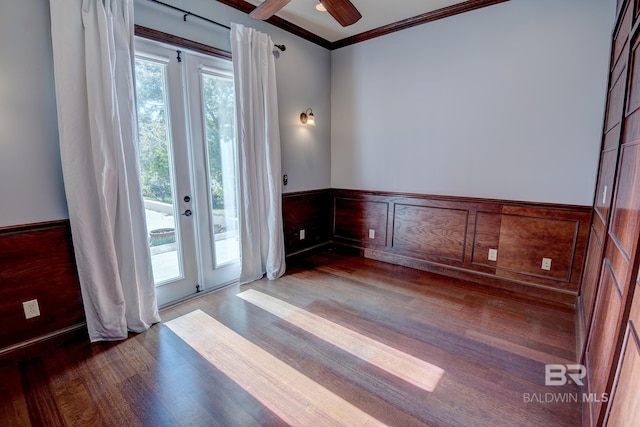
[
  {"x1": 583, "y1": 5, "x2": 640, "y2": 425},
  {"x1": 585, "y1": 142, "x2": 640, "y2": 426},
  {"x1": 587, "y1": 139, "x2": 640, "y2": 422},
  {"x1": 605, "y1": 273, "x2": 640, "y2": 425},
  {"x1": 586, "y1": 82, "x2": 640, "y2": 427},
  {"x1": 580, "y1": 0, "x2": 631, "y2": 367}
]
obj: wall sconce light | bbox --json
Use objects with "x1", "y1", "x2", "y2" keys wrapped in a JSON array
[{"x1": 300, "y1": 108, "x2": 316, "y2": 126}]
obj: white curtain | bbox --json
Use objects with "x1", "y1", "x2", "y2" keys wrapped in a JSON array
[
  {"x1": 49, "y1": 0, "x2": 160, "y2": 341},
  {"x1": 230, "y1": 23, "x2": 286, "y2": 283}
]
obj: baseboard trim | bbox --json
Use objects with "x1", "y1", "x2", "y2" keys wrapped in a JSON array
[
  {"x1": 0, "y1": 322, "x2": 87, "y2": 363},
  {"x1": 358, "y1": 245, "x2": 577, "y2": 307},
  {"x1": 286, "y1": 242, "x2": 332, "y2": 259}
]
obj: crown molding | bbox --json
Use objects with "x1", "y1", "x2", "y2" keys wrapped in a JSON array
[{"x1": 216, "y1": 0, "x2": 509, "y2": 50}]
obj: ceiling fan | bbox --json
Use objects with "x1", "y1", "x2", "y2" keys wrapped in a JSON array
[{"x1": 249, "y1": 0, "x2": 362, "y2": 27}]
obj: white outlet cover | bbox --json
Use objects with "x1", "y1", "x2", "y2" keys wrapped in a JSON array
[
  {"x1": 23, "y1": 299, "x2": 40, "y2": 319},
  {"x1": 542, "y1": 258, "x2": 552, "y2": 271},
  {"x1": 488, "y1": 249, "x2": 498, "y2": 261},
  {"x1": 369, "y1": 229, "x2": 375, "y2": 239},
  {"x1": 300, "y1": 229, "x2": 306, "y2": 240}
]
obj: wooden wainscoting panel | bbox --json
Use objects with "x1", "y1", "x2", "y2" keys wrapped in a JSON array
[
  {"x1": 392, "y1": 204, "x2": 467, "y2": 261},
  {"x1": 0, "y1": 221, "x2": 84, "y2": 352},
  {"x1": 334, "y1": 197, "x2": 388, "y2": 247},
  {"x1": 471, "y1": 211, "x2": 501, "y2": 268},
  {"x1": 496, "y1": 214, "x2": 578, "y2": 282},
  {"x1": 473, "y1": 211, "x2": 579, "y2": 285},
  {"x1": 331, "y1": 189, "x2": 590, "y2": 303},
  {"x1": 283, "y1": 190, "x2": 332, "y2": 256}
]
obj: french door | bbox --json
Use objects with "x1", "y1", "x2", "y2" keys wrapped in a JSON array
[{"x1": 134, "y1": 38, "x2": 240, "y2": 306}]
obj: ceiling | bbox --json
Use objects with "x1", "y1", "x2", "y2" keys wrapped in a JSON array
[
  {"x1": 245, "y1": 0, "x2": 470, "y2": 42},
  {"x1": 218, "y1": 0, "x2": 509, "y2": 49}
]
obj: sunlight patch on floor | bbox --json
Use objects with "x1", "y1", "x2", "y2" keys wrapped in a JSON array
[
  {"x1": 237, "y1": 289, "x2": 444, "y2": 392},
  {"x1": 165, "y1": 309, "x2": 387, "y2": 426}
]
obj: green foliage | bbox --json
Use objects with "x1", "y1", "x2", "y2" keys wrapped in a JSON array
[
  {"x1": 202, "y1": 74, "x2": 236, "y2": 210},
  {"x1": 135, "y1": 59, "x2": 172, "y2": 204},
  {"x1": 134, "y1": 59, "x2": 237, "y2": 210}
]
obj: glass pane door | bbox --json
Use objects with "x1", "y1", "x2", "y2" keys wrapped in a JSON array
[
  {"x1": 135, "y1": 38, "x2": 240, "y2": 306},
  {"x1": 201, "y1": 72, "x2": 240, "y2": 267},
  {"x1": 135, "y1": 40, "x2": 199, "y2": 306},
  {"x1": 135, "y1": 57, "x2": 182, "y2": 284},
  {"x1": 185, "y1": 56, "x2": 241, "y2": 287}
]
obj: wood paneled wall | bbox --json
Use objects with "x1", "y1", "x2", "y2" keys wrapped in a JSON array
[
  {"x1": 579, "y1": 1, "x2": 640, "y2": 424},
  {"x1": 0, "y1": 221, "x2": 85, "y2": 357},
  {"x1": 283, "y1": 190, "x2": 332, "y2": 256},
  {"x1": 330, "y1": 189, "x2": 590, "y2": 305}
]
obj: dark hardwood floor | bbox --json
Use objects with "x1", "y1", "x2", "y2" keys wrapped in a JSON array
[{"x1": 0, "y1": 250, "x2": 582, "y2": 426}]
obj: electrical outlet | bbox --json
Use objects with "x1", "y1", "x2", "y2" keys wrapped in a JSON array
[
  {"x1": 488, "y1": 248, "x2": 498, "y2": 261},
  {"x1": 23, "y1": 299, "x2": 40, "y2": 319},
  {"x1": 300, "y1": 229, "x2": 305, "y2": 240},
  {"x1": 541, "y1": 258, "x2": 552, "y2": 271},
  {"x1": 369, "y1": 229, "x2": 375, "y2": 239}
]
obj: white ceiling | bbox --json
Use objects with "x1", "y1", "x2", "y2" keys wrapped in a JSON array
[{"x1": 245, "y1": 0, "x2": 470, "y2": 42}]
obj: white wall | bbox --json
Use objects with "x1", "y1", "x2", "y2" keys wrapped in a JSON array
[
  {"x1": 134, "y1": 0, "x2": 332, "y2": 194},
  {"x1": 0, "y1": 0, "x2": 331, "y2": 228},
  {"x1": 331, "y1": 0, "x2": 615, "y2": 205},
  {"x1": 0, "y1": 0, "x2": 68, "y2": 227},
  {"x1": 0, "y1": 0, "x2": 615, "y2": 229}
]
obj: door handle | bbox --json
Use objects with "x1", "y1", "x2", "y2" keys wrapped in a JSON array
[{"x1": 182, "y1": 209, "x2": 192, "y2": 217}]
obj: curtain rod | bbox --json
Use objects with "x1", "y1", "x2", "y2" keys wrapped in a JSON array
[{"x1": 146, "y1": 0, "x2": 286, "y2": 51}]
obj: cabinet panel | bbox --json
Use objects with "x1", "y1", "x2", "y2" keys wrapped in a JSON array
[
  {"x1": 626, "y1": 33, "x2": 640, "y2": 115},
  {"x1": 609, "y1": 142, "x2": 640, "y2": 261},
  {"x1": 581, "y1": 228, "x2": 605, "y2": 338},
  {"x1": 606, "y1": 72, "x2": 629, "y2": 132},
  {"x1": 586, "y1": 261, "x2": 624, "y2": 426},
  {"x1": 603, "y1": 123, "x2": 622, "y2": 151},
  {"x1": 392, "y1": 204, "x2": 467, "y2": 261},
  {"x1": 594, "y1": 148, "x2": 620, "y2": 227},
  {"x1": 605, "y1": 315, "x2": 640, "y2": 425},
  {"x1": 592, "y1": 209, "x2": 607, "y2": 247},
  {"x1": 612, "y1": 1, "x2": 632, "y2": 69}
]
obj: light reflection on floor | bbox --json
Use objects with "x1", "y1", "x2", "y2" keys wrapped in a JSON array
[
  {"x1": 237, "y1": 289, "x2": 444, "y2": 392},
  {"x1": 165, "y1": 309, "x2": 388, "y2": 426},
  {"x1": 165, "y1": 291, "x2": 445, "y2": 425}
]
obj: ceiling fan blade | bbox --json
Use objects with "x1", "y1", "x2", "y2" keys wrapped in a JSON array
[
  {"x1": 321, "y1": 0, "x2": 362, "y2": 27},
  {"x1": 249, "y1": 0, "x2": 291, "y2": 20}
]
